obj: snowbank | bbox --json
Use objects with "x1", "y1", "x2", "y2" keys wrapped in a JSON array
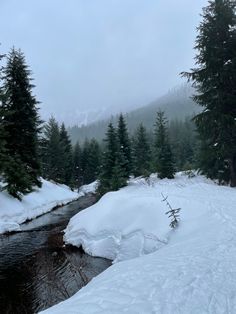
[
  {"x1": 41, "y1": 173, "x2": 236, "y2": 314},
  {"x1": 79, "y1": 181, "x2": 98, "y2": 195},
  {"x1": 64, "y1": 175, "x2": 171, "y2": 262},
  {"x1": 0, "y1": 179, "x2": 79, "y2": 234}
]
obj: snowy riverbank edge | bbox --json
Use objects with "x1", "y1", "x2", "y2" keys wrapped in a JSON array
[
  {"x1": 0, "y1": 180, "x2": 97, "y2": 235},
  {"x1": 41, "y1": 173, "x2": 236, "y2": 314}
]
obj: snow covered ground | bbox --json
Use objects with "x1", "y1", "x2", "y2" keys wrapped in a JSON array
[
  {"x1": 41, "y1": 173, "x2": 236, "y2": 314},
  {"x1": 0, "y1": 179, "x2": 94, "y2": 234}
]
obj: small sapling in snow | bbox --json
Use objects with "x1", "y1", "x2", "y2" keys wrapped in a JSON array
[{"x1": 161, "y1": 193, "x2": 181, "y2": 229}]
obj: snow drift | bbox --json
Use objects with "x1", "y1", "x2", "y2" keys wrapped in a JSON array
[
  {"x1": 64, "y1": 175, "x2": 171, "y2": 262},
  {"x1": 41, "y1": 173, "x2": 236, "y2": 314},
  {"x1": 0, "y1": 179, "x2": 79, "y2": 234}
]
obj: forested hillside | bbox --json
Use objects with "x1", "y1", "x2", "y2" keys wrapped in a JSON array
[{"x1": 68, "y1": 84, "x2": 199, "y2": 144}]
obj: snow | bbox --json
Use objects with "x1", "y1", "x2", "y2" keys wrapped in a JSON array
[
  {"x1": 41, "y1": 173, "x2": 236, "y2": 314},
  {"x1": 0, "y1": 179, "x2": 79, "y2": 234},
  {"x1": 79, "y1": 181, "x2": 98, "y2": 195},
  {"x1": 64, "y1": 175, "x2": 170, "y2": 262}
]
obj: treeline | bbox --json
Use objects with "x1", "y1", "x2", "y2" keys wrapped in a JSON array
[
  {"x1": 38, "y1": 112, "x2": 197, "y2": 195},
  {"x1": 1, "y1": 0, "x2": 236, "y2": 200},
  {"x1": 0, "y1": 45, "x2": 198, "y2": 200},
  {"x1": 0, "y1": 48, "x2": 190, "y2": 200},
  {"x1": 40, "y1": 117, "x2": 101, "y2": 188},
  {"x1": 96, "y1": 112, "x2": 195, "y2": 195},
  {"x1": 68, "y1": 84, "x2": 198, "y2": 144}
]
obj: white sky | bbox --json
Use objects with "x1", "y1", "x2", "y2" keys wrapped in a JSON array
[{"x1": 0, "y1": 0, "x2": 208, "y2": 125}]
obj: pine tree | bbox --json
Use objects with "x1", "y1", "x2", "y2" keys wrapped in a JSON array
[
  {"x1": 169, "y1": 118, "x2": 197, "y2": 171},
  {"x1": 132, "y1": 123, "x2": 151, "y2": 177},
  {"x1": 72, "y1": 141, "x2": 82, "y2": 189},
  {"x1": 110, "y1": 157, "x2": 127, "y2": 191},
  {"x1": 1, "y1": 48, "x2": 41, "y2": 198},
  {"x1": 84, "y1": 139, "x2": 101, "y2": 184},
  {"x1": 117, "y1": 114, "x2": 132, "y2": 177},
  {"x1": 154, "y1": 111, "x2": 175, "y2": 179},
  {"x1": 80, "y1": 139, "x2": 90, "y2": 185},
  {"x1": 182, "y1": 0, "x2": 236, "y2": 186},
  {"x1": 60, "y1": 123, "x2": 73, "y2": 186},
  {"x1": 0, "y1": 55, "x2": 7, "y2": 176},
  {"x1": 98, "y1": 123, "x2": 127, "y2": 196},
  {"x1": 41, "y1": 117, "x2": 64, "y2": 183},
  {"x1": 0, "y1": 107, "x2": 8, "y2": 177}
]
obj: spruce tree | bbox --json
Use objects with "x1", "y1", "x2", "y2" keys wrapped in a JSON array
[
  {"x1": 110, "y1": 157, "x2": 127, "y2": 190},
  {"x1": 132, "y1": 123, "x2": 151, "y2": 177},
  {"x1": 1, "y1": 48, "x2": 41, "y2": 198},
  {"x1": 80, "y1": 139, "x2": 90, "y2": 185},
  {"x1": 117, "y1": 114, "x2": 132, "y2": 177},
  {"x1": 60, "y1": 123, "x2": 73, "y2": 186},
  {"x1": 0, "y1": 55, "x2": 7, "y2": 176},
  {"x1": 0, "y1": 105, "x2": 7, "y2": 177},
  {"x1": 41, "y1": 117, "x2": 64, "y2": 183},
  {"x1": 73, "y1": 141, "x2": 82, "y2": 189},
  {"x1": 169, "y1": 119, "x2": 196, "y2": 171},
  {"x1": 182, "y1": 0, "x2": 236, "y2": 186},
  {"x1": 154, "y1": 111, "x2": 175, "y2": 179},
  {"x1": 85, "y1": 139, "x2": 101, "y2": 184},
  {"x1": 98, "y1": 123, "x2": 127, "y2": 196}
]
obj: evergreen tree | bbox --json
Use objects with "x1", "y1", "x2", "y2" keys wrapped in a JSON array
[
  {"x1": 41, "y1": 117, "x2": 64, "y2": 182},
  {"x1": 154, "y1": 111, "x2": 175, "y2": 179},
  {"x1": 83, "y1": 139, "x2": 101, "y2": 184},
  {"x1": 1, "y1": 48, "x2": 41, "y2": 199},
  {"x1": 0, "y1": 54, "x2": 7, "y2": 176},
  {"x1": 80, "y1": 139, "x2": 90, "y2": 185},
  {"x1": 132, "y1": 123, "x2": 151, "y2": 177},
  {"x1": 98, "y1": 123, "x2": 127, "y2": 195},
  {"x1": 72, "y1": 141, "x2": 82, "y2": 189},
  {"x1": 110, "y1": 157, "x2": 127, "y2": 190},
  {"x1": 60, "y1": 123, "x2": 73, "y2": 186},
  {"x1": 182, "y1": 0, "x2": 236, "y2": 186},
  {"x1": 0, "y1": 107, "x2": 6, "y2": 176},
  {"x1": 169, "y1": 118, "x2": 197, "y2": 171},
  {"x1": 117, "y1": 114, "x2": 132, "y2": 176}
]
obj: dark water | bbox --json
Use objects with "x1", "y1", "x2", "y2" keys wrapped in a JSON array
[{"x1": 0, "y1": 195, "x2": 111, "y2": 314}]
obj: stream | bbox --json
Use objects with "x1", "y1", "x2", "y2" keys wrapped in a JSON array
[{"x1": 0, "y1": 194, "x2": 111, "y2": 314}]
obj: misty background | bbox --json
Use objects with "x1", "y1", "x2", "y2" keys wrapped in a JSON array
[{"x1": 0, "y1": 0, "x2": 208, "y2": 126}]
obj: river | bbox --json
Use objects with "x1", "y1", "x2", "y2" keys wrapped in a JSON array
[{"x1": 0, "y1": 194, "x2": 111, "y2": 314}]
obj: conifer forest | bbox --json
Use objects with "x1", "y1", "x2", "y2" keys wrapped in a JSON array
[{"x1": 0, "y1": 1, "x2": 236, "y2": 314}]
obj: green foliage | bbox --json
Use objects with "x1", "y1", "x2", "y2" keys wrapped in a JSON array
[
  {"x1": 182, "y1": 0, "x2": 236, "y2": 186},
  {"x1": 81, "y1": 138, "x2": 101, "y2": 185},
  {"x1": 169, "y1": 118, "x2": 197, "y2": 171},
  {"x1": 0, "y1": 55, "x2": 7, "y2": 175},
  {"x1": 72, "y1": 141, "x2": 82, "y2": 188},
  {"x1": 1, "y1": 48, "x2": 42, "y2": 199},
  {"x1": 154, "y1": 111, "x2": 175, "y2": 179},
  {"x1": 59, "y1": 123, "x2": 73, "y2": 186},
  {"x1": 68, "y1": 85, "x2": 198, "y2": 144},
  {"x1": 132, "y1": 123, "x2": 151, "y2": 177},
  {"x1": 117, "y1": 114, "x2": 132, "y2": 176},
  {"x1": 110, "y1": 157, "x2": 127, "y2": 191},
  {"x1": 98, "y1": 123, "x2": 127, "y2": 196},
  {"x1": 0, "y1": 108, "x2": 7, "y2": 176},
  {"x1": 41, "y1": 117, "x2": 64, "y2": 183}
]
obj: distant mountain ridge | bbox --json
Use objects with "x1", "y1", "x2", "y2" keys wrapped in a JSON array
[{"x1": 68, "y1": 84, "x2": 200, "y2": 144}]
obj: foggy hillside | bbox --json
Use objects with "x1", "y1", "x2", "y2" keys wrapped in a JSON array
[{"x1": 68, "y1": 84, "x2": 200, "y2": 144}]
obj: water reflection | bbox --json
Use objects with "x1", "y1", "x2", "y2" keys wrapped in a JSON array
[{"x1": 0, "y1": 196, "x2": 111, "y2": 314}]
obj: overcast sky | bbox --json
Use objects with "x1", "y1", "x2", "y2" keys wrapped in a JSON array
[{"x1": 0, "y1": 0, "x2": 208, "y2": 125}]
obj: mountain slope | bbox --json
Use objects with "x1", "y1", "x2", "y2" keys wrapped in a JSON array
[{"x1": 68, "y1": 84, "x2": 200, "y2": 144}]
